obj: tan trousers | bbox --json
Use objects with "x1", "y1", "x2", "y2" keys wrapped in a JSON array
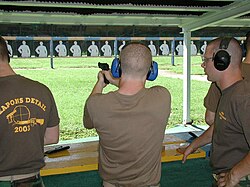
[
  {"x1": 103, "y1": 181, "x2": 160, "y2": 187},
  {"x1": 0, "y1": 172, "x2": 40, "y2": 181},
  {"x1": 0, "y1": 173, "x2": 44, "y2": 187}
]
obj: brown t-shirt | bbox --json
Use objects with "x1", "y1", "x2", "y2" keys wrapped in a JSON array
[
  {"x1": 211, "y1": 79, "x2": 250, "y2": 174},
  {"x1": 0, "y1": 75, "x2": 60, "y2": 177},
  {"x1": 204, "y1": 63, "x2": 250, "y2": 112},
  {"x1": 84, "y1": 86, "x2": 171, "y2": 187}
]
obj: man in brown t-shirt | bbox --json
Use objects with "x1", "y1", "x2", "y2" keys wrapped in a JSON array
[
  {"x1": 0, "y1": 36, "x2": 60, "y2": 186},
  {"x1": 204, "y1": 31, "x2": 250, "y2": 126},
  {"x1": 84, "y1": 42, "x2": 171, "y2": 187},
  {"x1": 182, "y1": 37, "x2": 250, "y2": 187}
]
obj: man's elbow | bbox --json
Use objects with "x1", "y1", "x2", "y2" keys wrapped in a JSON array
[
  {"x1": 205, "y1": 119, "x2": 212, "y2": 126},
  {"x1": 45, "y1": 136, "x2": 59, "y2": 145},
  {"x1": 84, "y1": 125, "x2": 93, "y2": 130},
  {"x1": 205, "y1": 110, "x2": 215, "y2": 126},
  {"x1": 205, "y1": 115, "x2": 215, "y2": 126},
  {"x1": 45, "y1": 132, "x2": 59, "y2": 145},
  {"x1": 83, "y1": 122, "x2": 93, "y2": 130}
]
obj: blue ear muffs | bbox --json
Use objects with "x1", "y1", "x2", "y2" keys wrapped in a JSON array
[
  {"x1": 111, "y1": 58, "x2": 158, "y2": 81},
  {"x1": 147, "y1": 61, "x2": 158, "y2": 81},
  {"x1": 111, "y1": 58, "x2": 121, "y2": 78}
]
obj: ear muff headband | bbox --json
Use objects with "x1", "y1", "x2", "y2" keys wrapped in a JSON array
[
  {"x1": 111, "y1": 58, "x2": 158, "y2": 81},
  {"x1": 7, "y1": 49, "x2": 11, "y2": 63},
  {"x1": 213, "y1": 37, "x2": 232, "y2": 71},
  {"x1": 111, "y1": 41, "x2": 158, "y2": 80}
]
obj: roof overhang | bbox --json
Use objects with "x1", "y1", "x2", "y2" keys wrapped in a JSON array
[{"x1": 0, "y1": 0, "x2": 249, "y2": 30}]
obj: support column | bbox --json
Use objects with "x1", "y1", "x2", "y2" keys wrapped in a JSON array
[
  {"x1": 50, "y1": 39, "x2": 54, "y2": 69},
  {"x1": 182, "y1": 29, "x2": 191, "y2": 124},
  {"x1": 171, "y1": 39, "x2": 175, "y2": 66}
]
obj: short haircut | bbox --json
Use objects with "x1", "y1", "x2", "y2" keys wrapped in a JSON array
[{"x1": 120, "y1": 42, "x2": 152, "y2": 78}]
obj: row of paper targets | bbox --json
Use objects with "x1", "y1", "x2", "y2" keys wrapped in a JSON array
[{"x1": 6, "y1": 40, "x2": 208, "y2": 57}]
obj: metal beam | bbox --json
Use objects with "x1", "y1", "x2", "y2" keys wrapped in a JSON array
[
  {"x1": 215, "y1": 19, "x2": 250, "y2": 27},
  {"x1": 0, "y1": 11, "x2": 187, "y2": 26},
  {"x1": 1, "y1": 10, "x2": 250, "y2": 27},
  {"x1": 181, "y1": 0, "x2": 250, "y2": 31}
]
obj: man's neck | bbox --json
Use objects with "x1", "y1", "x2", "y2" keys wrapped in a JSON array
[
  {"x1": 217, "y1": 71, "x2": 243, "y2": 91},
  {"x1": 0, "y1": 63, "x2": 16, "y2": 77},
  {"x1": 118, "y1": 78, "x2": 145, "y2": 95}
]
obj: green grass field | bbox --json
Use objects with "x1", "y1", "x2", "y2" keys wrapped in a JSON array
[{"x1": 11, "y1": 56, "x2": 210, "y2": 140}]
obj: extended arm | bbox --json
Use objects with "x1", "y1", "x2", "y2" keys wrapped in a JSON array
[
  {"x1": 90, "y1": 71, "x2": 106, "y2": 95},
  {"x1": 182, "y1": 124, "x2": 214, "y2": 163},
  {"x1": 103, "y1": 70, "x2": 120, "y2": 87},
  {"x1": 83, "y1": 71, "x2": 105, "y2": 129}
]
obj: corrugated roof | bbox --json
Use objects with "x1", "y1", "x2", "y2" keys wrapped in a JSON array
[
  {"x1": 0, "y1": 0, "x2": 249, "y2": 31},
  {"x1": 5, "y1": 0, "x2": 233, "y2": 6}
]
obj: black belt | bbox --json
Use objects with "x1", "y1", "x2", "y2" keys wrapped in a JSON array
[
  {"x1": 13, "y1": 174, "x2": 40, "y2": 183},
  {"x1": 0, "y1": 174, "x2": 41, "y2": 187}
]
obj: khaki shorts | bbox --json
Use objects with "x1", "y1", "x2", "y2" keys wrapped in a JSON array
[
  {"x1": 103, "y1": 180, "x2": 160, "y2": 187},
  {"x1": 0, "y1": 173, "x2": 44, "y2": 187}
]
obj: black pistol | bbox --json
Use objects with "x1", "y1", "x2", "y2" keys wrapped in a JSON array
[
  {"x1": 44, "y1": 145, "x2": 70, "y2": 156},
  {"x1": 98, "y1": 62, "x2": 110, "y2": 84}
]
